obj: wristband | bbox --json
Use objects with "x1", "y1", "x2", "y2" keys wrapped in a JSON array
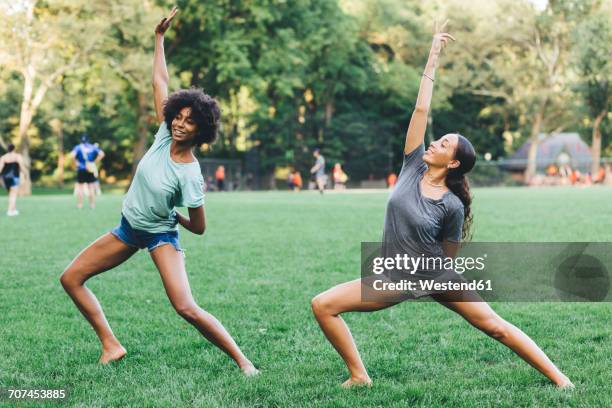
[{"x1": 423, "y1": 73, "x2": 434, "y2": 82}]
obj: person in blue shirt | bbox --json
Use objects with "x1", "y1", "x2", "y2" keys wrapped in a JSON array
[
  {"x1": 60, "y1": 7, "x2": 258, "y2": 376},
  {"x1": 70, "y1": 134, "x2": 105, "y2": 209}
]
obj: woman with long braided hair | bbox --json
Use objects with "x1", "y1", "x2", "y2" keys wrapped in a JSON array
[{"x1": 311, "y1": 20, "x2": 573, "y2": 389}]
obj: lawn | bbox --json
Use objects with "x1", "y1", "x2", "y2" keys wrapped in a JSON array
[{"x1": 1, "y1": 188, "x2": 611, "y2": 407}]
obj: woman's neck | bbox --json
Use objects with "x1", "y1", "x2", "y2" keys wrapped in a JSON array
[
  {"x1": 170, "y1": 141, "x2": 195, "y2": 163},
  {"x1": 424, "y1": 166, "x2": 447, "y2": 187}
]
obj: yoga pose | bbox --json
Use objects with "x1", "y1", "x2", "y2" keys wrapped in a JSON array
[
  {"x1": 60, "y1": 7, "x2": 258, "y2": 376},
  {"x1": 311, "y1": 21, "x2": 573, "y2": 389},
  {"x1": 0, "y1": 143, "x2": 25, "y2": 216}
]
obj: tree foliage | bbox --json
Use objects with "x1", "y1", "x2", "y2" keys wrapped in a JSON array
[{"x1": 0, "y1": 0, "x2": 609, "y2": 187}]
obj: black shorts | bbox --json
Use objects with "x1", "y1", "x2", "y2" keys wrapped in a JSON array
[{"x1": 77, "y1": 169, "x2": 96, "y2": 184}]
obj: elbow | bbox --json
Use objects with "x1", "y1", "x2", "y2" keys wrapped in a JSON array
[
  {"x1": 414, "y1": 105, "x2": 429, "y2": 114},
  {"x1": 194, "y1": 225, "x2": 205, "y2": 235}
]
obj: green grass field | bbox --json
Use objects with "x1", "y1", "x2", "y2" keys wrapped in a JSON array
[{"x1": 1, "y1": 188, "x2": 611, "y2": 407}]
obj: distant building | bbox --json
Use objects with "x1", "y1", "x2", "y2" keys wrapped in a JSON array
[{"x1": 501, "y1": 133, "x2": 593, "y2": 179}]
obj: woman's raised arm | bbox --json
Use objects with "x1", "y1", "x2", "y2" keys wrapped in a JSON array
[
  {"x1": 152, "y1": 6, "x2": 178, "y2": 124},
  {"x1": 404, "y1": 20, "x2": 455, "y2": 154}
]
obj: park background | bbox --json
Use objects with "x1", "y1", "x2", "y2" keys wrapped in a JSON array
[
  {"x1": 1, "y1": 1, "x2": 612, "y2": 407},
  {"x1": 0, "y1": 0, "x2": 610, "y2": 192}
]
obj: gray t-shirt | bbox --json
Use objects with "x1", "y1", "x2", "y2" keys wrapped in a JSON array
[
  {"x1": 383, "y1": 143, "x2": 464, "y2": 259},
  {"x1": 314, "y1": 155, "x2": 325, "y2": 177}
]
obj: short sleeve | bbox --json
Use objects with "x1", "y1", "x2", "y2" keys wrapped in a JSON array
[
  {"x1": 398, "y1": 144, "x2": 426, "y2": 180},
  {"x1": 178, "y1": 171, "x2": 205, "y2": 208},
  {"x1": 442, "y1": 206, "x2": 464, "y2": 242},
  {"x1": 154, "y1": 121, "x2": 172, "y2": 144}
]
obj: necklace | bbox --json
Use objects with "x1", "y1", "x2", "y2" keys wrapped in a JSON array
[{"x1": 424, "y1": 174, "x2": 445, "y2": 189}]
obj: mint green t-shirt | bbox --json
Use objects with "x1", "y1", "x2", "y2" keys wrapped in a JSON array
[{"x1": 122, "y1": 122, "x2": 205, "y2": 233}]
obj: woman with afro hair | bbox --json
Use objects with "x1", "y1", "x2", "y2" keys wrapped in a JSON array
[{"x1": 60, "y1": 7, "x2": 258, "y2": 376}]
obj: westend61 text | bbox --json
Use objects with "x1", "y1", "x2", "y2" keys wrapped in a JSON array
[{"x1": 373, "y1": 279, "x2": 493, "y2": 292}]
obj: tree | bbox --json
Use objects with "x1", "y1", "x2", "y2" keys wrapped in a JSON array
[
  {"x1": 572, "y1": 5, "x2": 611, "y2": 176},
  {"x1": 448, "y1": 0, "x2": 589, "y2": 182},
  {"x1": 0, "y1": 0, "x2": 104, "y2": 193}
]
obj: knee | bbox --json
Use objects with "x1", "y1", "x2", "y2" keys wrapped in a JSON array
[
  {"x1": 311, "y1": 294, "x2": 334, "y2": 318},
  {"x1": 477, "y1": 316, "x2": 510, "y2": 340},
  {"x1": 59, "y1": 267, "x2": 80, "y2": 290},
  {"x1": 173, "y1": 301, "x2": 200, "y2": 321}
]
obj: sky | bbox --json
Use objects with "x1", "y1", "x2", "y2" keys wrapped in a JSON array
[{"x1": 528, "y1": 0, "x2": 548, "y2": 11}]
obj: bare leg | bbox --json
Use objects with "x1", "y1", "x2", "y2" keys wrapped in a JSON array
[
  {"x1": 87, "y1": 183, "x2": 96, "y2": 209},
  {"x1": 60, "y1": 233, "x2": 137, "y2": 363},
  {"x1": 316, "y1": 178, "x2": 325, "y2": 194},
  {"x1": 8, "y1": 186, "x2": 18, "y2": 212},
  {"x1": 150, "y1": 244, "x2": 258, "y2": 376},
  {"x1": 311, "y1": 278, "x2": 398, "y2": 387},
  {"x1": 431, "y1": 291, "x2": 574, "y2": 388},
  {"x1": 76, "y1": 183, "x2": 84, "y2": 209}
]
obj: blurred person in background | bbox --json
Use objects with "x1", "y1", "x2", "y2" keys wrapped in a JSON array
[
  {"x1": 215, "y1": 165, "x2": 225, "y2": 191},
  {"x1": 333, "y1": 163, "x2": 348, "y2": 190},
  {"x1": 310, "y1": 148, "x2": 326, "y2": 194},
  {"x1": 69, "y1": 134, "x2": 104, "y2": 209},
  {"x1": 0, "y1": 144, "x2": 25, "y2": 216},
  {"x1": 292, "y1": 169, "x2": 303, "y2": 192},
  {"x1": 387, "y1": 172, "x2": 397, "y2": 188}
]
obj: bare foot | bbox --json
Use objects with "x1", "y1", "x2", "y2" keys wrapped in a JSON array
[
  {"x1": 99, "y1": 345, "x2": 127, "y2": 364},
  {"x1": 240, "y1": 363, "x2": 260, "y2": 377},
  {"x1": 341, "y1": 376, "x2": 372, "y2": 388}
]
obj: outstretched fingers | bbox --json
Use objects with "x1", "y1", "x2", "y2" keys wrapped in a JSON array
[
  {"x1": 156, "y1": 6, "x2": 178, "y2": 34},
  {"x1": 438, "y1": 18, "x2": 449, "y2": 33},
  {"x1": 167, "y1": 5, "x2": 178, "y2": 24}
]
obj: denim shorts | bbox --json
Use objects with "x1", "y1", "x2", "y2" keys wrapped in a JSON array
[
  {"x1": 2, "y1": 176, "x2": 19, "y2": 191},
  {"x1": 111, "y1": 215, "x2": 182, "y2": 252}
]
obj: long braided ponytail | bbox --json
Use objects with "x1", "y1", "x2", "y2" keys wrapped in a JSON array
[{"x1": 446, "y1": 134, "x2": 476, "y2": 241}]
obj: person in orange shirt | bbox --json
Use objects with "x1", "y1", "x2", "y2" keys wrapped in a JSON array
[
  {"x1": 333, "y1": 163, "x2": 348, "y2": 190},
  {"x1": 292, "y1": 170, "x2": 303, "y2": 192},
  {"x1": 215, "y1": 165, "x2": 225, "y2": 191},
  {"x1": 569, "y1": 169, "x2": 580, "y2": 185},
  {"x1": 387, "y1": 172, "x2": 397, "y2": 188},
  {"x1": 594, "y1": 166, "x2": 606, "y2": 184}
]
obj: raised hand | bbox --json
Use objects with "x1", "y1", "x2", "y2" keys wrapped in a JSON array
[
  {"x1": 431, "y1": 19, "x2": 456, "y2": 55},
  {"x1": 155, "y1": 6, "x2": 178, "y2": 36}
]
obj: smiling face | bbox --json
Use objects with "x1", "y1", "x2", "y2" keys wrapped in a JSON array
[
  {"x1": 423, "y1": 133, "x2": 460, "y2": 169},
  {"x1": 171, "y1": 107, "x2": 198, "y2": 145}
]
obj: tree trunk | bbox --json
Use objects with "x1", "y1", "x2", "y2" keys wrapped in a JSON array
[
  {"x1": 524, "y1": 104, "x2": 547, "y2": 184},
  {"x1": 319, "y1": 100, "x2": 334, "y2": 142},
  {"x1": 129, "y1": 92, "x2": 151, "y2": 186},
  {"x1": 56, "y1": 120, "x2": 65, "y2": 187},
  {"x1": 591, "y1": 109, "x2": 607, "y2": 176},
  {"x1": 17, "y1": 110, "x2": 34, "y2": 196},
  {"x1": 16, "y1": 63, "x2": 55, "y2": 195}
]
